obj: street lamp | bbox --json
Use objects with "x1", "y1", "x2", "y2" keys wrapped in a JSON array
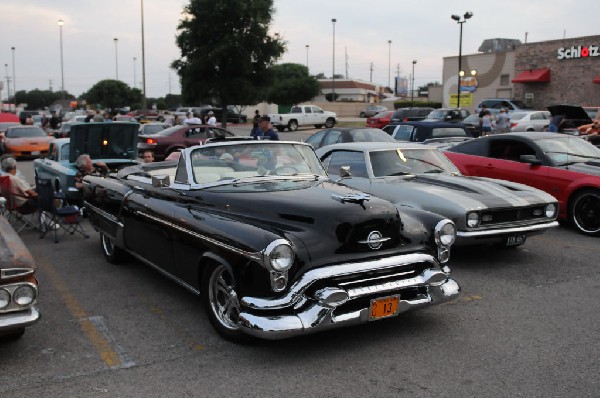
[
  {"x1": 4, "y1": 64, "x2": 10, "y2": 102},
  {"x1": 58, "y1": 19, "x2": 65, "y2": 99},
  {"x1": 387, "y1": 40, "x2": 392, "y2": 89},
  {"x1": 411, "y1": 60, "x2": 417, "y2": 103},
  {"x1": 305, "y1": 44, "x2": 309, "y2": 69},
  {"x1": 11, "y1": 47, "x2": 15, "y2": 100},
  {"x1": 133, "y1": 57, "x2": 137, "y2": 89},
  {"x1": 114, "y1": 38, "x2": 119, "y2": 80},
  {"x1": 141, "y1": 0, "x2": 147, "y2": 110},
  {"x1": 451, "y1": 11, "x2": 473, "y2": 109},
  {"x1": 332, "y1": 18, "x2": 336, "y2": 102}
]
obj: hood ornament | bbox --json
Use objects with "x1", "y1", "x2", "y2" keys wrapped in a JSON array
[{"x1": 331, "y1": 192, "x2": 371, "y2": 205}]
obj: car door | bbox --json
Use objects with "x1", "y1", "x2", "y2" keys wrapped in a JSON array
[
  {"x1": 184, "y1": 127, "x2": 210, "y2": 146},
  {"x1": 303, "y1": 106, "x2": 314, "y2": 124},
  {"x1": 306, "y1": 130, "x2": 327, "y2": 149}
]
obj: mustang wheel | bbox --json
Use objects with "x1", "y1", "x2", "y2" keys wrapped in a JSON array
[
  {"x1": 202, "y1": 264, "x2": 248, "y2": 342},
  {"x1": 570, "y1": 189, "x2": 600, "y2": 236},
  {"x1": 100, "y1": 233, "x2": 126, "y2": 264}
]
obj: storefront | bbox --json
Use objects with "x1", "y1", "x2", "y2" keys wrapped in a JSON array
[{"x1": 441, "y1": 35, "x2": 600, "y2": 111}]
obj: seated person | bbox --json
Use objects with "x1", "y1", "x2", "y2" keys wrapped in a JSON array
[
  {"x1": 577, "y1": 120, "x2": 600, "y2": 136},
  {"x1": 1, "y1": 156, "x2": 38, "y2": 213},
  {"x1": 74, "y1": 154, "x2": 109, "y2": 191}
]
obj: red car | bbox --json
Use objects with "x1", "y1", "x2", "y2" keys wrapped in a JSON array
[
  {"x1": 365, "y1": 111, "x2": 393, "y2": 129},
  {"x1": 137, "y1": 124, "x2": 234, "y2": 160},
  {"x1": 444, "y1": 131, "x2": 600, "y2": 236}
]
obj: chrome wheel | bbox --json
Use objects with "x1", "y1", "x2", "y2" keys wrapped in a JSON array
[
  {"x1": 100, "y1": 233, "x2": 126, "y2": 264},
  {"x1": 207, "y1": 265, "x2": 240, "y2": 331},
  {"x1": 288, "y1": 120, "x2": 298, "y2": 131},
  {"x1": 571, "y1": 190, "x2": 600, "y2": 236},
  {"x1": 325, "y1": 118, "x2": 335, "y2": 128}
]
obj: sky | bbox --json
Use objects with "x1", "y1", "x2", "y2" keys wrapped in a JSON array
[{"x1": 1, "y1": 0, "x2": 599, "y2": 100}]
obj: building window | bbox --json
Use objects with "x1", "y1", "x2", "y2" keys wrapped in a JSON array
[{"x1": 500, "y1": 74, "x2": 509, "y2": 86}]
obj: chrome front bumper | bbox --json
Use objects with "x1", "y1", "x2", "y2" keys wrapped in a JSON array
[
  {"x1": 238, "y1": 253, "x2": 460, "y2": 340},
  {"x1": 0, "y1": 306, "x2": 40, "y2": 333},
  {"x1": 455, "y1": 220, "x2": 559, "y2": 246}
]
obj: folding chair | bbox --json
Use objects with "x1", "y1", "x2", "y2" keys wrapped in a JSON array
[
  {"x1": 0, "y1": 175, "x2": 39, "y2": 233},
  {"x1": 36, "y1": 178, "x2": 89, "y2": 243}
]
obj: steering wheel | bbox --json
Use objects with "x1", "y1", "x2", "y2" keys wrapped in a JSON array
[{"x1": 274, "y1": 166, "x2": 299, "y2": 175}]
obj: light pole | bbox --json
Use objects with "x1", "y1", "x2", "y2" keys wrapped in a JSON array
[
  {"x1": 114, "y1": 38, "x2": 119, "y2": 80},
  {"x1": 141, "y1": 0, "x2": 147, "y2": 110},
  {"x1": 133, "y1": 57, "x2": 137, "y2": 89},
  {"x1": 58, "y1": 19, "x2": 65, "y2": 99},
  {"x1": 305, "y1": 44, "x2": 309, "y2": 69},
  {"x1": 4, "y1": 64, "x2": 10, "y2": 102},
  {"x1": 11, "y1": 46, "x2": 15, "y2": 100},
  {"x1": 387, "y1": 40, "x2": 392, "y2": 89},
  {"x1": 451, "y1": 11, "x2": 473, "y2": 109},
  {"x1": 411, "y1": 60, "x2": 417, "y2": 103},
  {"x1": 331, "y1": 18, "x2": 336, "y2": 102}
]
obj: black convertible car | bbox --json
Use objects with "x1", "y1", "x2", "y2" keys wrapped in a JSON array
[{"x1": 83, "y1": 140, "x2": 460, "y2": 341}]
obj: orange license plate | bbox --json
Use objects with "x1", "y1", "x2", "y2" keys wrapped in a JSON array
[{"x1": 369, "y1": 295, "x2": 400, "y2": 320}]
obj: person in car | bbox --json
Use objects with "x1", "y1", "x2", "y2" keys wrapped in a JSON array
[{"x1": 74, "y1": 154, "x2": 109, "y2": 191}]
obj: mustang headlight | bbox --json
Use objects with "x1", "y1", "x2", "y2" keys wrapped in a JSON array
[
  {"x1": 13, "y1": 284, "x2": 37, "y2": 307},
  {"x1": 545, "y1": 203, "x2": 557, "y2": 218},
  {"x1": 467, "y1": 212, "x2": 480, "y2": 228},
  {"x1": 263, "y1": 239, "x2": 295, "y2": 272}
]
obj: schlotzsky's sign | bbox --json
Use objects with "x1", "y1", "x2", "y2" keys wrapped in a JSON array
[{"x1": 557, "y1": 45, "x2": 600, "y2": 60}]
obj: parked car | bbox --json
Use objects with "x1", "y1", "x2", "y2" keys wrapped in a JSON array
[
  {"x1": 366, "y1": 110, "x2": 394, "y2": 129},
  {"x1": 305, "y1": 127, "x2": 395, "y2": 150},
  {"x1": 83, "y1": 139, "x2": 460, "y2": 341},
  {"x1": 547, "y1": 104, "x2": 593, "y2": 135},
  {"x1": 138, "y1": 122, "x2": 171, "y2": 136},
  {"x1": 359, "y1": 105, "x2": 388, "y2": 118},
  {"x1": 268, "y1": 105, "x2": 336, "y2": 132},
  {"x1": 0, "y1": 216, "x2": 40, "y2": 339},
  {"x1": 444, "y1": 131, "x2": 600, "y2": 236},
  {"x1": 34, "y1": 122, "x2": 140, "y2": 202},
  {"x1": 200, "y1": 106, "x2": 248, "y2": 124},
  {"x1": 1, "y1": 125, "x2": 54, "y2": 158},
  {"x1": 461, "y1": 114, "x2": 482, "y2": 138},
  {"x1": 383, "y1": 121, "x2": 473, "y2": 145},
  {"x1": 423, "y1": 108, "x2": 470, "y2": 123},
  {"x1": 475, "y1": 98, "x2": 529, "y2": 113},
  {"x1": 389, "y1": 107, "x2": 433, "y2": 123},
  {"x1": 137, "y1": 124, "x2": 234, "y2": 160},
  {"x1": 114, "y1": 115, "x2": 138, "y2": 123},
  {"x1": 509, "y1": 111, "x2": 552, "y2": 132},
  {"x1": 316, "y1": 142, "x2": 558, "y2": 247}
]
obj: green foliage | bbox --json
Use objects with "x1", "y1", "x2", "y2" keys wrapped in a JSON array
[
  {"x1": 325, "y1": 93, "x2": 339, "y2": 102},
  {"x1": 81, "y1": 80, "x2": 141, "y2": 110},
  {"x1": 264, "y1": 63, "x2": 320, "y2": 106},
  {"x1": 393, "y1": 100, "x2": 442, "y2": 109},
  {"x1": 164, "y1": 94, "x2": 183, "y2": 109},
  {"x1": 14, "y1": 89, "x2": 75, "y2": 110},
  {"x1": 172, "y1": 0, "x2": 285, "y2": 111}
]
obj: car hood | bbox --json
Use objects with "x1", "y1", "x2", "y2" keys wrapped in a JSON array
[
  {"x1": 69, "y1": 122, "x2": 139, "y2": 162},
  {"x1": 370, "y1": 173, "x2": 556, "y2": 211},
  {"x1": 5, "y1": 136, "x2": 54, "y2": 145},
  {"x1": 192, "y1": 179, "x2": 437, "y2": 269},
  {"x1": 547, "y1": 105, "x2": 593, "y2": 122}
]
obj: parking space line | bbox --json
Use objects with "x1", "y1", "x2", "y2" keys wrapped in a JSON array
[{"x1": 37, "y1": 256, "x2": 133, "y2": 369}]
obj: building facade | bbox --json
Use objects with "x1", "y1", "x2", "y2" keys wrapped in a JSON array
[{"x1": 441, "y1": 35, "x2": 600, "y2": 111}]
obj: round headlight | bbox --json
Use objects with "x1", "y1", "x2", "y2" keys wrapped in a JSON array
[
  {"x1": 436, "y1": 220, "x2": 457, "y2": 247},
  {"x1": 13, "y1": 285, "x2": 36, "y2": 306},
  {"x1": 545, "y1": 203, "x2": 557, "y2": 218},
  {"x1": 467, "y1": 212, "x2": 480, "y2": 228},
  {"x1": 268, "y1": 244, "x2": 294, "y2": 272},
  {"x1": 0, "y1": 289, "x2": 9, "y2": 309}
]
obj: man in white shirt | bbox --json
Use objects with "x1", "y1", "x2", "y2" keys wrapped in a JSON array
[
  {"x1": 207, "y1": 111, "x2": 217, "y2": 126},
  {"x1": 183, "y1": 112, "x2": 202, "y2": 125}
]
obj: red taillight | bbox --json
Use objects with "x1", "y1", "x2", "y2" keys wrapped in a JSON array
[
  {"x1": 146, "y1": 138, "x2": 157, "y2": 144},
  {"x1": 510, "y1": 123, "x2": 517, "y2": 128}
]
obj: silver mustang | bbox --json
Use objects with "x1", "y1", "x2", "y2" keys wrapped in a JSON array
[{"x1": 316, "y1": 142, "x2": 559, "y2": 247}]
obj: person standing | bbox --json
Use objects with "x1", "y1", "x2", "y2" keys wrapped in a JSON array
[
  {"x1": 250, "y1": 116, "x2": 279, "y2": 140},
  {"x1": 481, "y1": 110, "x2": 494, "y2": 136},
  {"x1": 142, "y1": 150, "x2": 155, "y2": 163},
  {"x1": 49, "y1": 111, "x2": 61, "y2": 130},
  {"x1": 251, "y1": 109, "x2": 261, "y2": 135},
  {"x1": 495, "y1": 108, "x2": 510, "y2": 133},
  {"x1": 207, "y1": 111, "x2": 217, "y2": 127}
]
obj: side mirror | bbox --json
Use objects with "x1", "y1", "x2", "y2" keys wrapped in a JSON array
[
  {"x1": 152, "y1": 174, "x2": 170, "y2": 187},
  {"x1": 519, "y1": 155, "x2": 542, "y2": 166},
  {"x1": 339, "y1": 166, "x2": 352, "y2": 178}
]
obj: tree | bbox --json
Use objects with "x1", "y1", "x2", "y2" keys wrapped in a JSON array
[
  {"x1": 15, "y1": 89, "x2": 75, "y2": 110},
  {"x1": 264, "y1": 63, "x2": 320, "y2": 106},
  {"x1": 172, "y1": 0, "x2": 285, "y2": 126},
  {"x1": 81, "y1": 79, "x2": 141, "y2": 110}
]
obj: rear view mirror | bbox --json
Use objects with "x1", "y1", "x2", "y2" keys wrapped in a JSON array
[{"x1": 519, "y1": 155, "x2": 542, "y2": 166}]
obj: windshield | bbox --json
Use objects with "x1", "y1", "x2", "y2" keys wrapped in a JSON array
[
  {"x1": 142, "y1": 124, "x2": 168, "y2": 135},
  {"x1": 537, "y1": 137, "x2": 600, "y2": 165},
  {"x1": 189, "y1": 142, "x2": 326, "y2": 186},
  {"x1": 6, "y1": 127, "x2": 47, "y2": 138},
  {"x1": 369, "y1": 148, "x2": 460, "y2": 177},
  {"x1": 509, "y1": 113, "x2": 528, "y2": 120},
  {"x1": 427, "y1": 110, "x2": 447, "y2": 119}
]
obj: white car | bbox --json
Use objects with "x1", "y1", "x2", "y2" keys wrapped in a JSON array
[{"x1": 509, "y1": 111, "x2": 551, "y2": 132}]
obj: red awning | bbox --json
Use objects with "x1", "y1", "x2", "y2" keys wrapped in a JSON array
[
  {"x1": 593, "y1": 75, "x2": 600, "y2": 84},
  {"x1": 512, "y1": 68, "x2": 551, "y2": 83}
]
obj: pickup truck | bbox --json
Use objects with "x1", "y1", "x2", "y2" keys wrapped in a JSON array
[{"x1": 268, "y1": 105, "x2": 336, "y2": 132}]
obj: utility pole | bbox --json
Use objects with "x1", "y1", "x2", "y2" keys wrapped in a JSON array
[
  {"x1": 49, "y1": 79, "x2": 53, "y2": 91},
  {"x1": 345, "y1": 46, "x2": 349, "y2": 79},
  {"x1": 369, "y1": 63, "x2": 374, "y2": 83}
]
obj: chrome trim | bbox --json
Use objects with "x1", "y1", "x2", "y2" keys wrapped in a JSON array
[
  {"x1": 84, "y1": 201, "x2": 124, "y2": 228},
  {"x1": 0, "y1": 282, "x2": 38, "y2": 313},
  {"x1": 262, "y1": 239, "x2": 294, "y2": 272},
  {"x1": 136, "y1": 210, "x2": 262, "y2": 262},
  {"x1": 0, "y1": 268, "x2": 35, "y2": 280},
  {"x1": 0, "y1": 305, "x2": 40, "y2": 331},
  {"x1": 458, "y1": 221, "x2": 559, "y2": 238},
  {"x1": 337, "y1": 270, "x2": 416, "y2": 287},
  {"x1": 241, "y1": 252, "x2": 437, "y2": 310},
  {"x1": 346, "y1": 269, "x2": 448, "y2": 299}
]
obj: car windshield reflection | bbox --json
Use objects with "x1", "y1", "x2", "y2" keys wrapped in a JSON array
[
  {"x1": 537, "y1": 137, "x2": 600, "y2": 165},
  {"x1": 369, "y1": 148, "x2": 460, "y2": 177}
]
